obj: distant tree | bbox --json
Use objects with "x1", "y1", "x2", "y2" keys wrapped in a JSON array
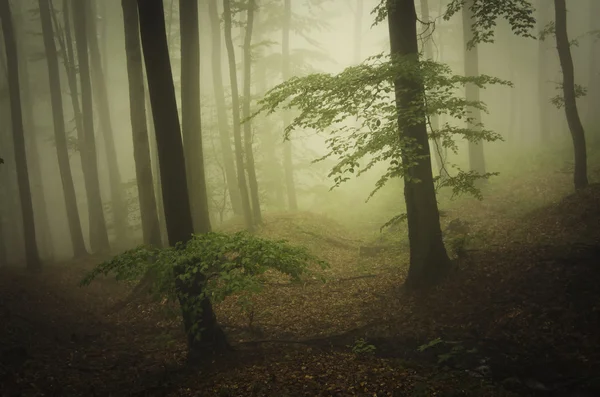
[
  {"x1": 553, "y1": 0, "x2": 588, "y2": 190},
  {"x1": 39, "y1": 0, "x2": 88, "y2": 258},
  {"x1": 137, "y1": 0, "x2": 229, "y2": 362},
  {"x1": 121, "y1": 0, "x2": 162, "y2": 247},
  {"x1": 72, "y1": 0, "x2": 111, "y2": 253},
  {"x1": 0, "y1": 0, "x2": 41, "y2": 269},
  {"x1": 223, "y1": 0, "x2": 254, "y2": 231},
  {"x1": 242, "y1": 0, "x2": 262, "y2": 225},
  {"x1": 207, "y1": 0, "x2": 243, "y2": 215}
]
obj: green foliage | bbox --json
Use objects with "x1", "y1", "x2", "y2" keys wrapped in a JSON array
[
  {"x1": 551, "y1": 84, "x2": 588, "y2": 109},
  {"x1": 80, "y1": 231, "x2": 329, "y2": 331},
  {"x1": 348, "y1": 338, "x2": 376, "y2": 356}
]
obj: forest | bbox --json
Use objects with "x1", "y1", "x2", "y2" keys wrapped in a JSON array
[{"x1": 1, "y1": 0, "x2": 599, "y2": 395}]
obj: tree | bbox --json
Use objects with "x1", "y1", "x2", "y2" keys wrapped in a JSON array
[
  {"x1": 387, "y1": 0, "x2": 452, "y2": 288},
  {"x1": 121, "y1": 0, "x2": 162, "y2": 247},
  {"x1": 39, "y1": 0, "x2": 87, "y2": 258},
  {"x1": 223, "y1": 0, "x2": 254, "y2": 231},
  {"x1": 137, "y1": 0, "x2": 228, "y2": 362},
  {"x1": 461, "y1": 0, "x2": 486, "y2": 179},
  {"x1": 72, "y1": 0, "x2": 110, "y2": 253},
  {"x1": 207, "y1": 0, "x2": 243, "y2": 216},
  {"x1": 554, "y1": 0, "x2": 588, "y2": 190},
  {"x1": 0, "y1": 0, "x2": 41, "y2": 269},
  {"x1": 242, "y1": 0, "x2": 262, "y2": 225},
  {"x1": 282, "y1": 0, "x2": 298, "y2": 211}
]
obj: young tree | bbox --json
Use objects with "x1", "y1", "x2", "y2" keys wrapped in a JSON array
[
  {"x1": 554, "y1": 0, "x2": 588, "y2": 190},
  {"x1": 137, "y1": 0, "x2": 228, "y2": 361},
  {"x1": 207, "y1": 0, "x2": 242, "y2": 216},
  {"x1": 39, "y1": 0, "x2": 88, "y2": 258},
  {"x1": 72, "y1": 0, "x2": 111, "y2": 253},
  {"x1": 223, "y1": 0, "x2": 254, "y2": 231},
  {"x1": 242, "y1": 0, "x2": 262, "y2": 225},
  {"x1": 0, "y1": 0, "x2": 41, "y2": 269},
  {"x1": 180, "y1": 0, "x2": 211, "y2": 234},
  {"x1": 121, "y1": 0, "x2": 162, "y2": 247}
]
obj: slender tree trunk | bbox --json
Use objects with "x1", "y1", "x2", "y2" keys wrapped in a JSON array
[
  {"x1": 0, "y1": 0, "x2": 41, "y2": 270},
  {"x1": 39, "y1": 0, "x2": 87, "y2": 258},
  {"x1": 242, "y1": 0, "x2": 262, "y2": 225},
  {"x1": 462, "y1": 0, "x2": 486, "y2": 177},
  {"x1": 121, "y1": 0, "x2": 161, "y2": 247},
  {"x1": 207, "y1": 0, "x2": 242, "y2": 215},
  {"x1": 137, "y1": 0, "x2": 228, "y2": 363},
  {"x1": 554, "y1": 0, "x2": 588, "y2": 190},
  {"x1": 223, "y1": 0, "x2": 254, "y2": 230},
  {"x1": 72, "y1": 0, "x2": 110, "y2": 253},
  {"x1": 282, "y1": 0, "x2": 298, "y2": 211},
  {"x1": 86, "y1": 0, "x2": 130, "y2": 247},
  {"x1": 180, "y1": 0, "x2": 211, "y2": 234},
  {"x1": 387, "y1": 0, "x2": 451, "y2": 289}
]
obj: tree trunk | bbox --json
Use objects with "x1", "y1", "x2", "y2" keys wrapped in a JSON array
[
  {"x1": 39, "y1": 0, "x2": 87, "y2": 258},
  {"x1": 86, "y1": 0, "x2": 130, "y2": 247},
  {"x1": 137, "y1": 0, "x2": 228, "y2": 363},
  {"x1": 0, "y1": 0, "x2": 41, "y2": 270},
  {"x1": 282, "y1": 0, "x2": 298, "y2": 211},
  {"x1": 461, "y1": 0, "x2": 486, "y2": 177},
  {"x1": 223, "y1": 0, "x2": 254, "y2": 231},
  {"x1": 387, "y1": 0, "x2": 451, "y2": 289},
  {"x1": 121, "y1": 0, "x2": 162, "y2": 247},
  {"x1": 242, "y1": 0, "x2": 262, "y2": 225},
  {"x1": 207, "y1": 0, "x2": 242, "y2": 216},
  {"x1": 554, "y1": 0, "x2": 588, "y2": 190},
  {"x1": 72, "y1": 0, "x2": 111, "y2": 253},
  {"x1": 180, "y1": 0, "x2": 211, "y2": 234}
]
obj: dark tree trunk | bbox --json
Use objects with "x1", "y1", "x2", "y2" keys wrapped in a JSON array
[
  {"x1": 86, "y1": 0, "x2": 130, "y2": 247},
  {"x1": 137, "y1": 0, "x2": 229, "y2": 363},
  {"x1": 0, "y1": 0, "x2": 41, "y2": 270},
  {"x1": 282, "y1": 0, "x2": 298, "y2": 211},
  {"x1": 207, "y1": 0, "x2": 242, "y2": 216},
  {"x1": 39, "y1": 0, "x2": 88, "y2": 258},
  {"x1": 121, "y1": 0, "x2": 162, "y2": 247},
  {"x1": 223, "y1": 0, "x2": 254, "y2": 231},
  {"x1": 72, "y1": 0, "x2": 111, "y2": 253},
  {"x1": 554, "y1": 0, "x2": 588, "y2": 190},
  {"x1": 387, "y1": 0, "x2": 451, "y2": 289},
  {"x1": 180, "y1": 0, "x2": 211, "y2": 234},
  {"x1": 462, "y1": 0, "x2": 486, "y2": 177},
  {"x1": 242, "y1": 0, "x2": 262, "y2": 225}
]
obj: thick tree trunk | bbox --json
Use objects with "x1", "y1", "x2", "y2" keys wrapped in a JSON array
[
  {"x1": 282, "y1": 0, "x2": 298, "y2": 211},
  {"x1": 223, "y1": 0, "x2": 254, "y2": 231},
  {"x1": 39, "y1": 0, "x2": 88, "y2": 258},
  {"x1": 0, "y1": 0, "x2": 41, "y2": 270},
  {"x1": 86, "y1": 0, "x2": 130, "y2": 247},
  {"x1": 72, "y1": 0, "x2": 111, "y2": 254},
  {"x1": 207, "y1": 0, "x2": 242, "y2": 216},
  {"x1": 242, "y1": 0, "x2": 262, "y2": 225},
  {"x1": 121, "y1": 0, "x2": 162, "y2": 247},
  {"x1": 137, "y1": 0, "x2": 228, "y2": 363},
  {"x1": 554, "y1": 0, "x2": 588, "y2": 190},
  {"x1": 180, "y1": 0, "x2": 211, "y2": 234},
  {"x1": 387, "y1": 0, "x2": 451, "y2": 289}
]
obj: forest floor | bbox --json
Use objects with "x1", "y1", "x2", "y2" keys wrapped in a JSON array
[{"x1": 1, "y1": 161, "x2": 600, "y2": 396}]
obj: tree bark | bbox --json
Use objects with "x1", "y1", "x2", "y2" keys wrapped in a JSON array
[
  {"x1": 39, "y1": 0, "x2": 87, "y2": 258},
  {"x1": 180, "y1": 0, "x2": 211, "y2": 234},
  {"x1": 223, "y1": 0, "x2": 254, "y2": 231},
  {"x1": 387, "y1": 0, "x2": 451, "y2": 289},
  {"x1": 72, "y1": 0, "x2": 111, "y2": 253},
  {"x1": 554, "y1": 0, "x2": 588, "y2": 190},
  {"x1": 137, "y1": 0, "x2": 228, "y2": 362},
  {"x1": 207, "y1": 0, "x2": 242, "y2": 216},
  {"x1": 121, "y1": 0, "x2": 162, "y2": 247},
  {"x1": 242, "y1": 0, "x2": 262, "y2": 225},
  {"x1": 0, "y1": 0, "x2": 41, "y2": 270}
]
